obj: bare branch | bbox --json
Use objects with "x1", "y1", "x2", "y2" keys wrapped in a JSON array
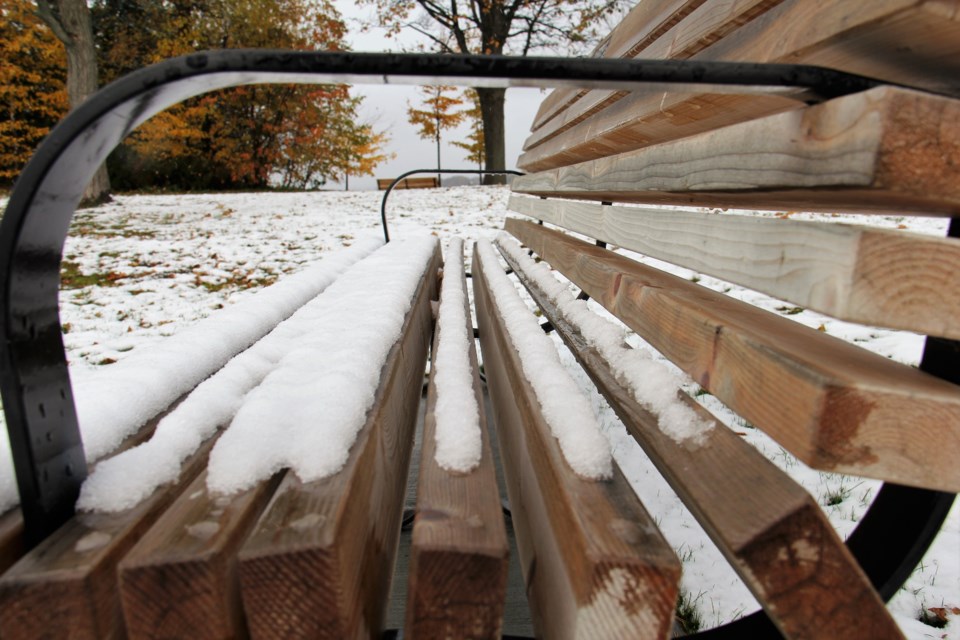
[
  {"x1": 35, "y1": 0, "x2": 73, "y2": 45},
  {"x1": 408, "y1": 23, "x2": 457, "y2": 52}
]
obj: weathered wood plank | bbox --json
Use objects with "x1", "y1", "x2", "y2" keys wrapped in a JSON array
[
  {"x1": 0, "y1": 434, "x2": 219, "y2": 639},
  {"x1": 506, "y1": 218, "x2": 960, "y2": 492},
  {"x1": 507, "y1": 194, "x2": 960, "y2": 339},
  {"x1": 531, "y1": 0, "x2": 708, "y2": 131},
  {"x1": 524, "y1": 0, "x2": 784, "y2": 151},
  {"x1": 405, "y1": 240, "x2": 509, "y2": 639},
  {"x1": 473, "y1": 244, "x2": 681, "y2": 640},
  {"x1": 118, "y1": 470, "x2": 283, "y2": 640},
  {"x1": 236, "y1": 244, "x2": 440, "y2": 640},
  {"x1": 519, "y1": 0, "x2": 960, "y2": 172},
  {"x1": 515, "y1": 86, "x2": 960, "y2": 216},
  {"x1": 497, "y1": 237, "x2": 903, "y2": 639}
]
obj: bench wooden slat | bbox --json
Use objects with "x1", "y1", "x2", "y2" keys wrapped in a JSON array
[
  {"x1": 506, "y1": 218, "x2": 960, "y2": 492},
  {"x1": 0, "y1": 509, "x2": 23, "y2": 576},
  {"x1": 524, "y1": 0, "x2": 785, "y2": 152},
  {"x1": 515, "y1": 86, "x2": 960, "y2": 216},
  {"x1": 118, "y1": 470, "x2": 283, "y2": 639},
  {"x1": 519, "y1": 0, "x2": 960, "y2": 172},
  {"x1": 530, "y1": 0, "x2": 710, "y2": 131},
  {"x1": 496, "y1": 237, "x2": 902, "y2": 639},
  {"x1": 405, "y1": 241, "x2": 509, "y2": 638},
  {"x1": 0, "y1": 434, "x2": 219, "y2": 638},
  {"x1": 508, "y1": 194, "x2": 960, "y2": 339},
  {"x1": 473, "y1": 245, "x2": 681, "y2": 640},
  {"x1": 235, "y1": 244, "x2": 440, "y2": 639}
]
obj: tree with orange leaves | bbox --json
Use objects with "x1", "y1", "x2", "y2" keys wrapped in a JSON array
[
  {"x1": 407, "y1": 85, "x2": 465, "y2": 186},
  {"x1": 92, "y1": 0, "x2": 385, "y2": 191},
  {"x1": 0, "y1": 0, "x2": 68, "y2": 187},
  {"x1": 452, "y1": 89, "x2": 484, "y2": 171}
]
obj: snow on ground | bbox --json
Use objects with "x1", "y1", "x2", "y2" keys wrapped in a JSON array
[{"x1": 0, "y1": 186, "x2": 957, "y2": 636}]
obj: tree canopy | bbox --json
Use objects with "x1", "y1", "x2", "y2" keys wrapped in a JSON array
[
  {"x1": 0, "y1": 0, "x2": 67, "y2": 186},
  {"x1": 94, "y1": 0, "x2": 388, "y2": 191},
  {"x1": 1, "y1": 0, "x2": 390, "y2": 192}
]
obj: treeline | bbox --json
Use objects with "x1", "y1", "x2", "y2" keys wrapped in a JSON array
[{"x1": 1, "y1": 0, "x2": 388, "y2": 192}]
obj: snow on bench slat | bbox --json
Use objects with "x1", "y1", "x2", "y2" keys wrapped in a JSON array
[
  {"x1": 204, "y1": 235, "x2": 438, "y2": 496},
  {"x1": 476, "y1": 239, "x2": 611, "y2": 480},
  {"x1": 495, "y1": 234, "x2": 713, "y2": 446},
  {"x1": 433, "y1": 237, "x2": 482, "y2": 473},
  {"x1": 0, "y1": 238, "x2": 381, "y2": 515}
]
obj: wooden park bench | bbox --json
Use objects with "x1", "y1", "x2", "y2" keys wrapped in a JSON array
[
  {"x1": 377, "y1": 176, "x2": 440, "y2": 190},
  {"x1": 1, "y1": 1, "x2": 959, "y2": 638}
]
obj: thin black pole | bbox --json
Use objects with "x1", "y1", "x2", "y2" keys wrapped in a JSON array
[{"x1": 379, "y1": 168, "x2": 524, "y2": 242}]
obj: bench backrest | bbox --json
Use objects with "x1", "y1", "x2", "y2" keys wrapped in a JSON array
[
  {"x1": 377, "y1": 176, "x2": 440, "y2": 190},
  {"x1": 495, "y1": 0, "x2": 960, "y2": 635}
]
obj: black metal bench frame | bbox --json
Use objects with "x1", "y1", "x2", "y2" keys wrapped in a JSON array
[{"x1": 0, "y1": 50, "x2": 954, "y2": 637}]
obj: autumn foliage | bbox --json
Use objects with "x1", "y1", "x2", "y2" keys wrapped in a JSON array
[
  {"x1": 1, "y1": 0, "x2": 389, "y2": 191},
  {"x1": 407, "y1": 85, "x2": 465, "y2": 178},
  {"x1": 94, "y1": 0, "x2": 385, "y2": 191},
  {"x1": 452, "y1": 89, "x2": 485, "y2": 170},
  {"x1": 0, "y1": 0, "x2": 68, "y2": 185}
]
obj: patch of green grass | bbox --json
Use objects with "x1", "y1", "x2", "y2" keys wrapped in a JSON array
[
  {"x1": 693, "y1": 386, "x2": 712, "y2": 398},
  {"x1": 821, "y1": 478, "x2": 863, "y2": 507},
  {"x1": 776, "y1": 305, "x2": 805, "y2": 315},
  {"x1": 73, "y1": 220, "x2": 156, "y2": 239},
  {"x1": 60, "y1": 261, "x2": 128, "y2": 289},
  {"x1": 675, "y1": 590, "x2": 704, "y2": 634}
]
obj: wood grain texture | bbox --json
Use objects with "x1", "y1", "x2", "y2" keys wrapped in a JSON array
[
  {"x1": 514, "y1": 86, "x2": 960, "y2": 216},
  {"x1": 118, "y1": 470, "x2": 283, "y2": 640},
  {"x1": 524, "y1": 0, "x2": 784, "y2": 152},
  {"x1": 0, "y1": 435, "x2": 218, "y2": 639},
  {"x1": 498, "y1": 240, "x2": 903, "y2": 639},
  {"x1": 508, "y1": 194, "x2": 960, "y2": 339},
  {"x1": 473, "y1": 246, "x2": 681, "y2": 640},
  {"x1": 506, "y1": 218, "x2": 960, "y2": 492},
  {"x1": 531, "y1": 0, "x2": 708, "y2": 131},
  {"x1": 237, "y1": 242, "x2": 440, "y2": 640},
  {"x1": 405, "y1": 243, "x2": 509, "y2": 639},
  {"x1": 519, "y1": 0, "x2": 960, "y2": 172}
]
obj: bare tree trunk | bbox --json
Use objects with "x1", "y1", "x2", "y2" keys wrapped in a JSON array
[
  {"x1": 477, "y1": 87, "x2": 506, "y2": 185},
  {"x1": 37, "y1": 0, "x2": 111, "y2": 206}
]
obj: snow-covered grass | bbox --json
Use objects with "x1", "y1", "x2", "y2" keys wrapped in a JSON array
[{"x1": 0, "y1": 186, "x2": 956, "y2": 636}]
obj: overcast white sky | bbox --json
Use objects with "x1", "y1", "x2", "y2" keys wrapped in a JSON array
[{"x1": 329, "y1": 2, "x2": 546, "y2": 190}]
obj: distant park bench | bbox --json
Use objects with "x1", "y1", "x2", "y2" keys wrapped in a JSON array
[
  {"x1": 1, "y1": 1, "x2": 959, "y2": 638},
  {"x1": 377, "y1": 176, "x2": 439, "y2": 190}
]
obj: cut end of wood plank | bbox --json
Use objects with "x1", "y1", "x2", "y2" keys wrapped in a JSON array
[
  {"x1": 738, "y1": 500, "x2": 903, "y2": 639},
  {"x1": 576, "y1": 561, "x2": 680, "y2": 640},
  {"x1": 240, "y1": 546, "x2": 345, "y2": 639},
  {"x1": 406, "y1": 548, "x2": 509, "y2": 639}
]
